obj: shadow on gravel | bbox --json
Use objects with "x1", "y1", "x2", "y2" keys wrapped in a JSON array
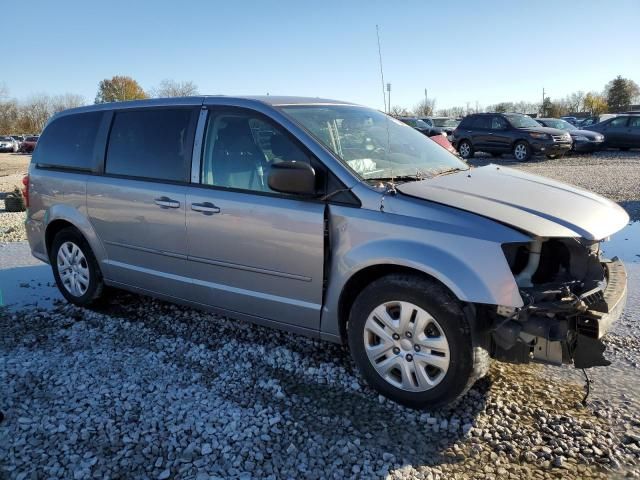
[{"x1": 85, "y1": 292, "x2": 492, "y2": 471}]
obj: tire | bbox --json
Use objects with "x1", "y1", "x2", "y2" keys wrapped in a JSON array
[
  {"x1": 457, "y1": 140, "x2": 474, "y2": 159},
  {"x1": 50, "y1": 227, "x2": 105, "y2": 307},
  {"x1": 3, "y1": 195, "x2": 25, "y2": 212},
  {"x1": 347, "y1": 274, "x2": 488, "y2": 409},
  {"x1": 513, "y1": 141, "x2": 531, "y2": 161}
]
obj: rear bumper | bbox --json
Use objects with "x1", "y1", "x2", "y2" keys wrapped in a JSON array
[{"x1": 573, "y1": 140, "x2": 604, "y2": 153}]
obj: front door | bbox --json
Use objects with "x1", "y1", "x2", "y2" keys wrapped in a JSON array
[
  {"x1": 185, "y1": 107, "x2": 326, "y2": 330},
  {"x1": 87, "y1": 106, "x2": 199, "y2": 298}
]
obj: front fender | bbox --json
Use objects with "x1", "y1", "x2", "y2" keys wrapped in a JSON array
[{"x1": 321, "y1": 202, "x2": 529, "y2": 340}]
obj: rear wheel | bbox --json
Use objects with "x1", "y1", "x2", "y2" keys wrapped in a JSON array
[
  {"x1": 50, "y1": 227, "x2": 105, "y2": 307},
  {"x1": 347, "y1": 274, "x2": 489, "y2": 409},
  {"x1": 513, "y1": 141, "x2": 531, "y2": 161},
  {"x1": 458, "y1": 140, "x2": 474, "y2": 159}
]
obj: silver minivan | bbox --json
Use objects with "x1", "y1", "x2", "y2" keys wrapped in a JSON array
[{"x1": 25, "y1": 96, "x2": 628, "y2": 408}]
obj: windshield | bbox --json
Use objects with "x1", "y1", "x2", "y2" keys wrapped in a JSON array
[
  {"x1": 280, "y1": 105, "x2": 468, "y2": 180},
  {"x1": 0, "y1": 137, "x2": 13, "y2": 141},
  {"x1": 433, "y1": 118, "x2": 460, "y2": 128},
  {"x1": 26, "y1": 136, "x2": 38, "y2": 142},
  {"x1": 504, "y1": 114, "x2": 543, "y2": 129},
  {"x1": 541, "y1": 119, "x2": 576, "y2": 131}
]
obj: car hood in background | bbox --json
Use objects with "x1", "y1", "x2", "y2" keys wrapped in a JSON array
[
  {"x1": 570, "y1": 129, "x2": 603, "y2": 140},
  {"x1": 397, "y1": 165, "x2": 629, "y2": 240},
  {"x1": 518, "y1": 126, "x2": 569, "y2": 136}
]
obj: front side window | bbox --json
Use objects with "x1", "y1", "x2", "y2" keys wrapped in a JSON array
[
  {"x1": 201, "y1": 110, "x2": 314, "y2": 193},
  {"x1": 33, "y1": 112, "x2": 102, "y2": 169},
  {"x1": 629, "y1": 117, "x2": 640, "y2": 128},
  {"x1": 106, "y1": 108, "x2": 197, "y2": 182},
  {"x1": 281, "y1": 105, "x2": 467, "y2": 180}
]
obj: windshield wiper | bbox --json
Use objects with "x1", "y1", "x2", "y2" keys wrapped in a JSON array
[{"x1": 432, "y1": 167, "x2": 467, "y2": 178}]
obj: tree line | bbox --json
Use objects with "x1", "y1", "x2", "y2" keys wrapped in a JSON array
[
  {"x1": 0, "y1": 77, "x2": 199, "y2": 134},
  {"x1": 390, "y1": 75, "x2": 640, "y2": 118}
]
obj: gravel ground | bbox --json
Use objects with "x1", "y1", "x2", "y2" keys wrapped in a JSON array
[
  {"x1": 1, "y1": 286, "x2": 639, "y2": 480},
  {"x1": 1, "y1": 150, "x2": 639, "y2": 479}
]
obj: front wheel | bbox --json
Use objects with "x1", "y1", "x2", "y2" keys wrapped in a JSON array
[
  {"x1": 347, "y1": 274, "x2": 489, "y2": 409},
  {"x1": 457, "y1": 140, "x2": 474, "y2": 159},
  {"x1": 513, "y1": 141, "x2": 532, "y2": 161}
]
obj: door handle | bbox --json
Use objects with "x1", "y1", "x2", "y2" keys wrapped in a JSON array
[
  {"x1": 154, "y1": 197, "x2": 181, "y2": 209},
  {"x1": 191, "y1": 202, "x2": 221, "y2": 215}
]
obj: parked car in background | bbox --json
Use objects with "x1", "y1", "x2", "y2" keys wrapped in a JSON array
[
  {"x1": 11, "y1": 135, "x2": 25, "y2": 146},
  {"x1": 560, "y1": 116, "x2": 577, "y2": 125},
  {"x1": 536, "y1": 118, "x2": 604, "y2": 153},
  {"x1": 0, "y1": 136, "x2": 19, "y2": 152},
  {"x1": 430, "y1": 117, "x2": 460, "y2": 141},
  {"x1": 452, "y1": 112, "x2": 572, "y2": 160},
  {"x1": 579, "y1": 114, "x2": 616, "y2": 128},
  {"x1": 584, "y1": 114, "x2": 640, "y2": 150},
  {"x1": 398, "y1": 117, "x2": 445, "y2": 137},
  {"x1": 19, "y1": 136, "x2": 39, "y2": 153},
  {"x1": 25, "y1": 96, "x2": 628, "y2": 409}
]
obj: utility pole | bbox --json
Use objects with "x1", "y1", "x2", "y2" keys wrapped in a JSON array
[
  {"x1": 387, "y1": 83, "x2": 392, "y2": 113},
  {"x1": 542, "y1": 87, "x2": 546, "y2": 116},
  {"x1": 376, "y1": 25, "x2": 387, "y2": 113},
  {"x1": 424, "y1": 88, "x2": 428, "y2": 114}
]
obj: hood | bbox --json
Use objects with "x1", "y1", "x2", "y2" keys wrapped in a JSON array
[
  {"x1": 397, "y1": 165, "x2": 629, "y2": 240},
  {"x1": 519, "y1": 126, "x2": 568, "y2": 136},
  {"x1": 570, "y1": 129, "x2": 603, "y2": 140}
]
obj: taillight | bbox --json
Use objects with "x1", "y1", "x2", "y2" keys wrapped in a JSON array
[{"x1": 22, "y1": 175, "x2": 29, "y2": 208}]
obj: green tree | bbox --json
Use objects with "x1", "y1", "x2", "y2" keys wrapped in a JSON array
[
  {"x1": 605, "y1": 75, "x2": 640, "y2": 112},
  {"x1": 95, "y1": 76, "x2": 148, "y2": 104}
]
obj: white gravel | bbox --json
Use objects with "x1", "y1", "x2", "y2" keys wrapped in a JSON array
[{"x1": 1, "y1": 290, "x2": 639, "y2": 479}]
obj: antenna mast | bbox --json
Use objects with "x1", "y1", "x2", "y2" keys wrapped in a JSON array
[{"x1": 376, "y1": 25, "x2": 387, "y2": 113}]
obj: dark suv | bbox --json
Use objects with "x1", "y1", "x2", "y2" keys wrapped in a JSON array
[{"x1": 453, "y1": 113, "x2": 572, "y2": 161}]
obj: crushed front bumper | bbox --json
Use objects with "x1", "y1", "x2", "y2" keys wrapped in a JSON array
[{"x1": 579, "y1": 259, "x2": 627, "y2": 339}]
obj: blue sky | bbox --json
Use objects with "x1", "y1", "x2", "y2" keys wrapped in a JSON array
[{"x1": 4, "y1": 0, "x2": 639, "y2": 111}]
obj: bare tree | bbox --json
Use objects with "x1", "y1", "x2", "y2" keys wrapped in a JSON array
[
  {"x1": 0, "y1": 82, "x2": 9, "y2": 100},
  {"x1": 414, "y1": 98, "x2": 436, "y2": 117},
  {"x1": 51, "y1": 93, "x2": 86, "y2": 113},
  {"x1": 151, "y1": 79, "x2": 199, "y2": 98},
  {"x1": 0, "y1": 99, "x2": 19, "y2": 135},
  {"x1": 389, "y1": 105, "x2": 411, "y2": 116},
  {"x1": 18, "y1": 94, "x2": 53, "y2": 133}
]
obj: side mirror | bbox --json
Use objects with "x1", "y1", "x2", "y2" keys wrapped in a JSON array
[{"x1": 268, "y1": 161, "x2": 316, "y2": 196}]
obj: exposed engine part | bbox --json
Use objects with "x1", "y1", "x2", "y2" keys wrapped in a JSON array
[
  {"x1": 514, "y1": 239, "x2": 543, "y2": 287},
  {"x1": 490, "y1": 240, "x2": 626, "y2": 370}
]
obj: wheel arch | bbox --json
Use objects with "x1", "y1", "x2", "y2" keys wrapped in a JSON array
[
  {"x1": 336, "y1": 264, "x2": 456, "y2": 345},
  {"x1": 43, "y1": 205, "x2": 107, "y2": 264}
]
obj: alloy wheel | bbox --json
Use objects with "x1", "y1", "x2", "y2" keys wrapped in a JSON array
[
  {"x1": 459, "y1": 142, "x2": 471, "y2": 157},
  {"x1": 363, "y1": 301, "x2": 450, "y2": 392},
  {"x1": 514, "y1": 143, "x2": 528, "y2": 160}
]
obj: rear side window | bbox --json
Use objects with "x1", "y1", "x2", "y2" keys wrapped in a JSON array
[
  {"x1": 34, "y1": 112, "x2": 103, "y2": 170},
  {"x1": 609, "y1": 117, "x2": 629, "y2": 127},
  {"x1": 106, "y1": 108, "x2": 197, "y2": 182},
  {"x1": 471, "y1": 116, "x2": 491, "y2": 129}
]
